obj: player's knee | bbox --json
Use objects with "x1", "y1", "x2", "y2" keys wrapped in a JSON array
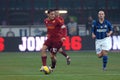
[
  {"x1": 58, "y1": 48, "x2": 63, "y2": 53},
  {"x1": 97, "y1": 54, "x2": 103, "y2": 58},
  {"x1": 41, "y1": 48, "x2": 47, "y2": 56},
  {"x1": 98, "y1": 56, "x2": 102, "y2": 58},
  {"x1": 41, "y1": 45, "x2": 47, "y2": 52},
  {"x1": 102, "y1": 50, "x2": 108, "y2": 56},
  {"x1": 51, "y1": 56, "x2": 56, "y2": 60},
  {"x1": 59, "y1": 50, "x2": 62, "y2": 53},
  {"x1": 50, "y1": 55, "x2": 56, "y2": 60},
  {"x1": 41, "y1": 48, "x2": 46, "y2": 52}
]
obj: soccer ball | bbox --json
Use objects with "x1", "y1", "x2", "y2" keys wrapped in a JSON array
[{"x1": 43, "y1": 66, "x2": 51, "y2": 74}]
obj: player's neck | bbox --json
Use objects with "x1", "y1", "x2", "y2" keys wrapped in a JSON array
[
  {"x1": 99, "y1": 19, "x2": 104, "y2": 24},
  {"x1": 47, "y1": 17, "x2": 54, "y2": 21}
]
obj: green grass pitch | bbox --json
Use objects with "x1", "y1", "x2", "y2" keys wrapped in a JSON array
[{"x1": 0, "y1": 51, "x2": 120, "y2": 80}]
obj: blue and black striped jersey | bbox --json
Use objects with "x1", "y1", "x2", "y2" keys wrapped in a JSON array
[{"x1": 91, "y1": 20, "x2": 113, "y2": 39}]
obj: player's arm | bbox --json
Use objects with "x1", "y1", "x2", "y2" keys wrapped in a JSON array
[
  {"x1": 56, "y1": 17, "x2": 67, "y2": 41},
  {"x1": 61, "y1": 25, "x2": 67, "y2": 41},
  {"x1": 107, "y1": 31, "x2": 113, "y2": 37},
  {"x1": 59, "y1": 18, "x2": 67, "y2": 39},
  {"x1": 91, "y1": 21, "x2": 96, "y2": 39},
  {"x1": 107, "y1": 21, "x2": 113, "y2": 37},
  {"x1": 92, "y1": 33, "x2": 96, "y2": 39}
]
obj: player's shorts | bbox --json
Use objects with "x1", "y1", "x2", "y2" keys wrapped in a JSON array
[
  {"x1": 95, "y1": 37, "x2": 111, "y2": 54},
  {"x1": 44, "y1": 38, "x2": 63, "y2": 54}
]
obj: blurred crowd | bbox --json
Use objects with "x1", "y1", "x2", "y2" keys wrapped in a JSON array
[{"x1": 0, "y1": 15, "x2": 120, "y2": 37}]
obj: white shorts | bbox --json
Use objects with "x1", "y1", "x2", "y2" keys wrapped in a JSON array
[{"x1": 95, "y1": 37, "x2": 111, "y2": 54}]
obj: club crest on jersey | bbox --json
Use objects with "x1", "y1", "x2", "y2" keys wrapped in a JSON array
[
  {"x1": 104, "y1": 25, "x2": 107, "y2": 28},
  {"x1": 52, "y1": 20, "x2": 55, "y2": 23},
  {"x1": 100, "y1": 26, "x2": 103, "y2": 28}
]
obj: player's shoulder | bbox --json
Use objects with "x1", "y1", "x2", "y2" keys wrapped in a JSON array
[
  {"x1": 104, "y1": 19, "x2": 111, "y2": 25},
  {"x1": 58, "y1": 16, "x2": 64, "y2": 20},
  {"x1": 55, "y1": 17, "x2": 60, "y2": 20},
  {"x1": 104, "y1": 19, "x2": 110, "y2": 23},
  {"x1": 92, "y1": 20, "x2": 97, "y2": 25},
  {"x1": 44, "y1": 18, "x2": 49, "y2": 23},
  {"x1": 55, "y1": 17, "x2": 64, "y2": 23},
  {"x1": 44, "y1": 18, "x2": 49, "y2": 21}
]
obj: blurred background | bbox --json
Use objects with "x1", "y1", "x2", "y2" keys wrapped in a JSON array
[
  {"x1": 0, "y1": 0, "x2": 120, "y2": 52},
  {"x1": 0, "y1": 1, "x2": 120, "y2": 79},
  {"x1": 0, "y1": 0, "x2": 120, "y2": 24}
]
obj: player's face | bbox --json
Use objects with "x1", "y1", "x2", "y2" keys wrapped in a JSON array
[
  {"x1": 48, "y1": 11, "x2": 55, "y2": 20},
  {"x1": 98, "y1": 11, "x2": 105, "y2": 19}
]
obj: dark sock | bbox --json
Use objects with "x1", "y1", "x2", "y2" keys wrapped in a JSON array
[
  {"x1": 51, "y1": 58, "x2": 56, "y2": 69},
  {"x1": 103, "y1": 56, "x2": 108, "y2": 68},
  {"x1": 41, "y1": 56, "x2": 47, "y2": 66}
]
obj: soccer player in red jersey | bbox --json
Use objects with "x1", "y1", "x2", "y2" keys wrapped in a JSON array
[
  {"x1": 40, "y1": 9, "x2": 68, "y2": 71},
  {"x1": 54, "y1": 9, "x2": 71, "y2": 65}
]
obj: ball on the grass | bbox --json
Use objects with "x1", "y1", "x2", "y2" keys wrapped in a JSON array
[{"x1": 43, "y1": 66, "x2": 51, "y2": 74}]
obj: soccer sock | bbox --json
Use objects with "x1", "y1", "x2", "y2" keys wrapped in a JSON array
[
  {"x1": 41, "y1": 56, "x2": 47, "y2": 66},
  {"x1": 103, "y1": 55, "x2": 108, "y2": 68},
  {"x1": 60, "y1": 51, "x2": 67, "y2": 57},
  {"x1": 51, "y1": 57, "x2": 56, "y2": 68}
]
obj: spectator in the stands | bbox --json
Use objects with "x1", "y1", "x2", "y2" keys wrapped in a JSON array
[
  {"x1": 67, "y1": 16, "x2": 78, "y2": 36},
  {"x1": 86, "y1": 16, "x2": 94, "y2": 35}
]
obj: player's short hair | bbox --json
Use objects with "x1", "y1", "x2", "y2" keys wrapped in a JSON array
[
  {"x1": 47, "y1": 9, "x2": 55, "y2": 14},
  {"x1": 53, "y1": 8, "x2": 59, "y2": 11},
  {"x1": 98, "y1": 10, "x2": 105, "y2": 14}
]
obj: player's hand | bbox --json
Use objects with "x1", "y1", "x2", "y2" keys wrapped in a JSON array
[
  {"x1": 107, "y1": 31, "x2": 113, "y2": 37},
  {"x1": 46, "y1": 34, "x2": 50, "y2": 38},
  {"x1": 61, "y1": 37, "x2": 66, "y2": 42},
  {"x1": 107, "y1": 33, "x2": 111, "y2": 37},
  {"x1": 92, "y1": 34, "x2": 96, "y2": 39}
]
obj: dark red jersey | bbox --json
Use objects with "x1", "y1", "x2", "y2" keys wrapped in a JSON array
[
  {"x1": 57, "y1": 16, "x2": 64, "y2": 23},
  {"x1": 44, "y1": 17, "x2": 67, "y2": 41},
  {"x1": 57, "y1": 16, "x2": 67, "y2": 38}
]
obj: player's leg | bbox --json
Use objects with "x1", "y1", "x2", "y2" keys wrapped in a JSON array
[
  {"x1": 96, "y1": 40, "x2": 103, "y2": 58},
  {"x1": 59, "y1": 47, "x2": 67, "y2": 57},
  {"x1": 102, "y1": 50, "x2": 108, "y2": 70},
  {"x1": 49, "y1": 41, "x2": 62, "y2": 69},
  {"x1": 98, "y1": 37, "x2": 111, "y2": 70},
  {"x1": 96, "y1": 40, "x2": 108, "y2": 70},
  {"x1": 50, "y1": 52, "x2": 57, "y2": 69},
  {"x1": 97, "y1": 49, "x2": 108, "y2": 70},
  {"x1": 96, "y1": 49, "x2": 108, "y2": 70},
  {"x1": 40, "y1": 39, "x2": 52, "y2": 71},
  {"x1": 59, "y1": 47, "x2": 71, "y2": 65},
  {"x1": 40, "y1": 45, "x2": 48, "y2": 71},
  {"x1": 96, "y1": 45, "x2": 108, "y2": 70},
  {"x1": 101, "y1": 37, "x2": 111, "y2": 70},
  {"x1": 97, "y1": 52, "x2": 103, "y2": 58}
]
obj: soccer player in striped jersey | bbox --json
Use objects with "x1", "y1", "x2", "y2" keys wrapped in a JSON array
[{"x1": 91, "y1": 10, "x2": 113, "y2": 70}]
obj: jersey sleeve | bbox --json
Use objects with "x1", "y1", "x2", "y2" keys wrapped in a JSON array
[
  {"x1": 56, "y1": 17, "x2": 64, "y2": 27},
  {"x1": 56, "y1": 17, "x2": 67, "y2": 38},
  {"x1": 107, "y1": 21, "x2": 113, "y2": 32},
  {"x1": 61, "y1": 26, "x2": 67, "y2": 37},
  {"x1": 58, "y1": 16, "x2": 64, "y2": 23}
]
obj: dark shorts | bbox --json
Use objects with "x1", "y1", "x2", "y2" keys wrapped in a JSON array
[{"x1": 44, "y1": 38, "x2": 63, "y2": 54}]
